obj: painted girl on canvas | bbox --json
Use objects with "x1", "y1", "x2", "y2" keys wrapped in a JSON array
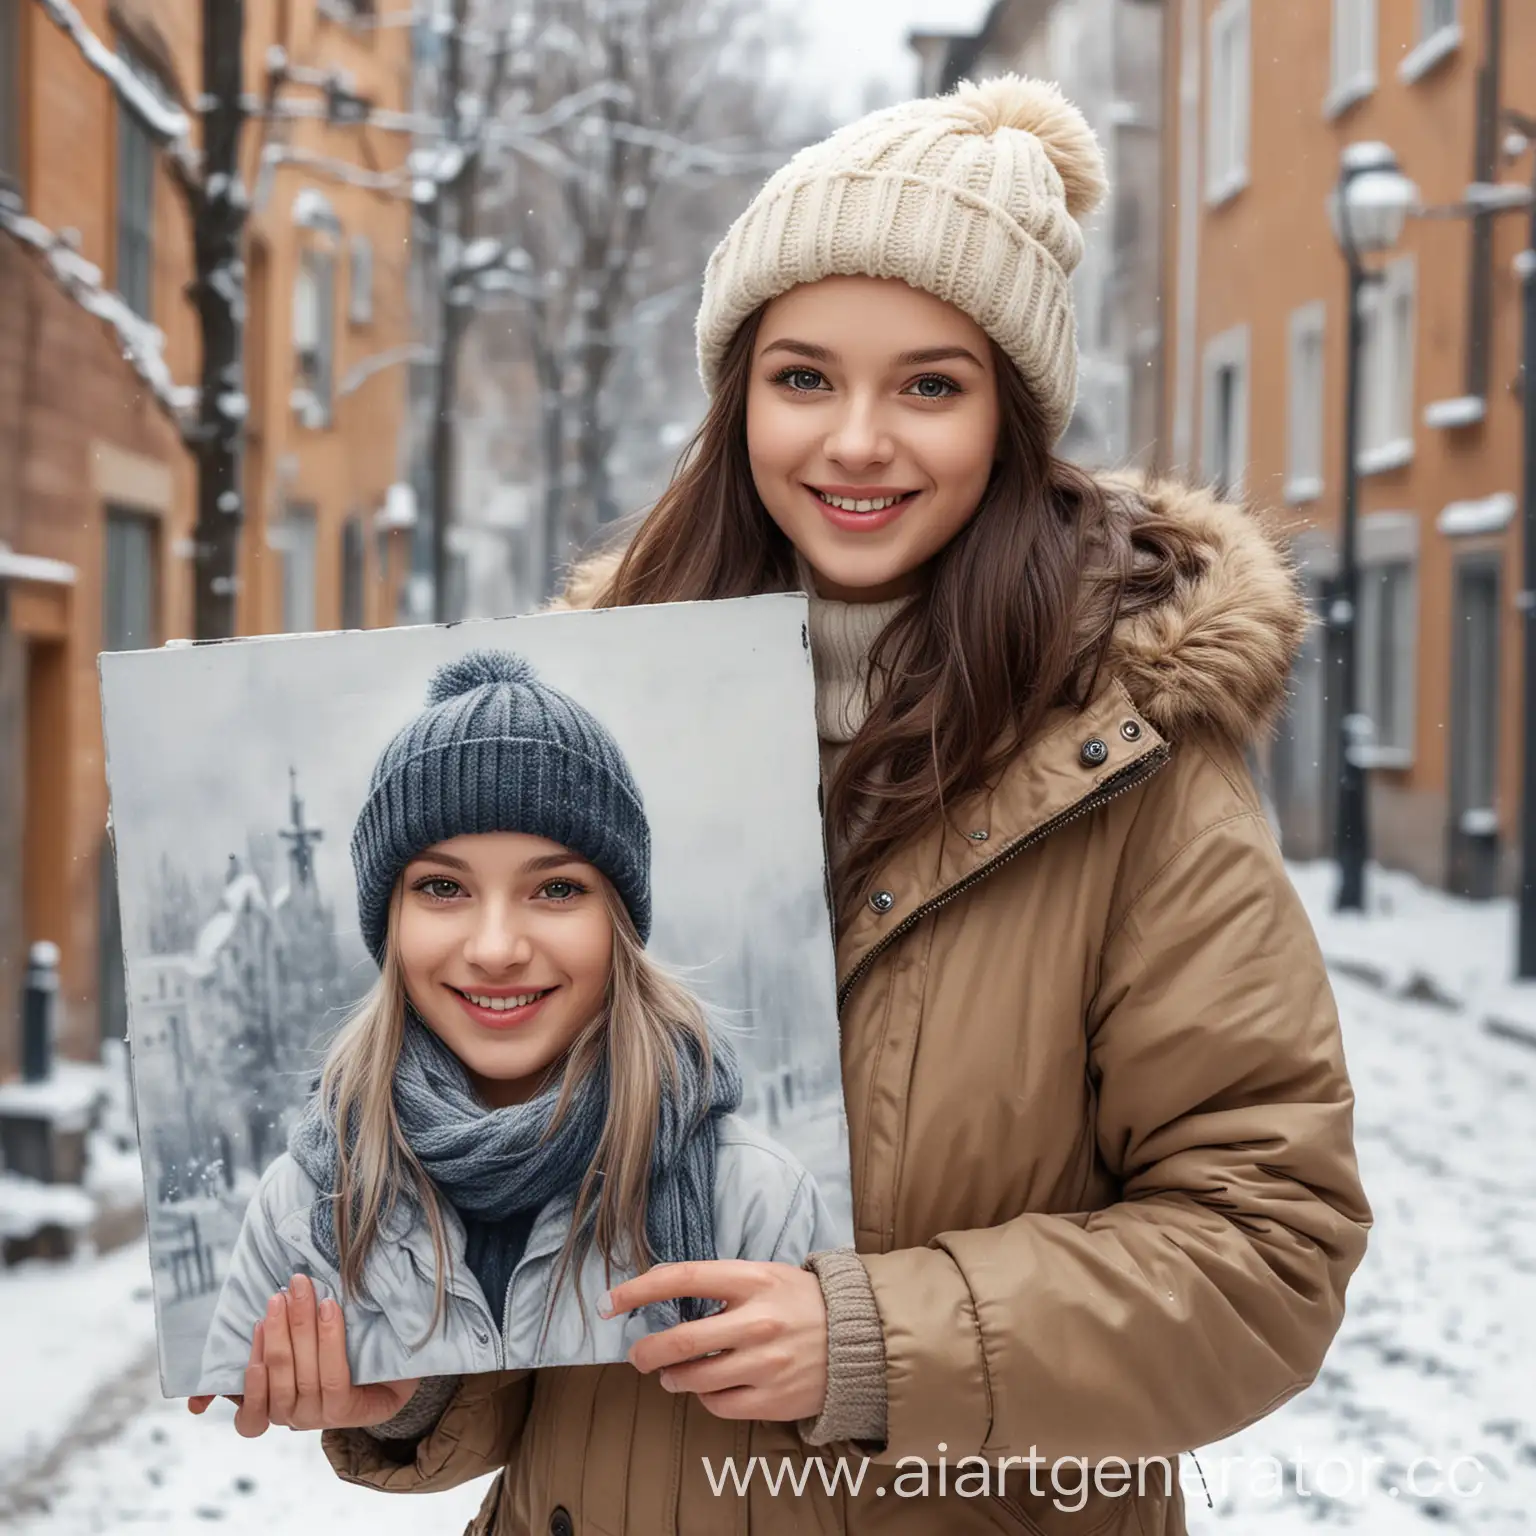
[{"x1": 195, "y1": 649, "x2": 839, "y2": 1400}]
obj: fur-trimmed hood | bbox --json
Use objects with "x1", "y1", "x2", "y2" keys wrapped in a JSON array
[
  {"x1": 552, "y1": 474, "x2": 1308, "y2": 749},
  {"x1": 1094, "y1": 473, "x2": 1308, "y2": 745}
]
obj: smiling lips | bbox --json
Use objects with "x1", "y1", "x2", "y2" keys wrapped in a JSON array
[
  {"x1": 450, "y1": 984, "x2": 556, "y2": 1030},
  {"x1": 807, "y1": 484, "x2": 919, "y2": 532}
]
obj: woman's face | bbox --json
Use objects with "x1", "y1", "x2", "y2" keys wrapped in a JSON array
[
  {"x1": 746, "y1": 275, "x2": 1001, "y2": 603},
  {"x1": 395, "y1": 832, "x2": 614, "y2": 1108}
]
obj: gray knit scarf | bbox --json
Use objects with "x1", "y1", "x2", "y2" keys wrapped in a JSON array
[{"x1": 288, "y1": 1010, "x2": 743, "y2": 1328}]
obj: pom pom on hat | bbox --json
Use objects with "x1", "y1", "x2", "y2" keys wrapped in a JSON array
[
  {"x1": 695, "y1": 70, "x2": 1107, "y2": 440},
  {"x1": 947, "y1": 75, "x2": 1108, "y2": 221},
  {"x1": 425, "y1": 649, "x2": 537, "y2": 706}
]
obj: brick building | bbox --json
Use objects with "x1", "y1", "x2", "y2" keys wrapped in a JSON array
[
  {"x1": 1158, "y1": 0, "x2": 1534, "y2": 897},
  {"x1": 0, "y1": 0, "x2": 414, "y2": 1075}
]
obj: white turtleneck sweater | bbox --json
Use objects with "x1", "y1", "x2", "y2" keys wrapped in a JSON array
[{"x1": 802, "y1": 567, "x2": 911, "y2": 791}]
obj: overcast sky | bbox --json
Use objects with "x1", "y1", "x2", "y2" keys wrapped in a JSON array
[{"x1": 769, "y1": 0, "x2": 993, "y2": 121}]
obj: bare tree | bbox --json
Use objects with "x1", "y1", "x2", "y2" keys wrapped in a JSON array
[
  {"x1": 496, "y1": 0, "x2": 783, "y2": 596},
  {"x1": 398, "y1": 0, "x2": 786, "y2": 610}
]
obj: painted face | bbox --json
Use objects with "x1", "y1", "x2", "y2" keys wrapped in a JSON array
[
  {"x1": 746, "y1": 275, "x2": 1002, "y2": 602},
  {"x1": 395, "y1": 832, "x2": 614, "y2": 1108}
]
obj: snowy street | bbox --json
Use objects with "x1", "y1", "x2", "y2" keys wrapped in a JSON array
[{"x1": 2, "y1": 864, "x2": 1533, "y2": 1534}]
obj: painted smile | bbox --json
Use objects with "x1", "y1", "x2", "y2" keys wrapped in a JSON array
[{"x1": 448, "y1": 984, "x2": 557, "y2": 1030}]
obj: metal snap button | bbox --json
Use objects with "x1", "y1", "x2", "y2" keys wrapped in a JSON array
[
  {"x1": 968, "y1": 829, "x2": 989, "y2": 841},
  {"x1": 1120, "y1": 720, "x2": 1142, "y2": 741},
  {"x1": 549, "y1": 1507, "x2": 575, "y2": 1536},
  {"x1": 1079, "y1": 738, "x2": 1109, "y2": 767},
  {"x1": 869, "y1": 890, "x2": 895, "y2": 913},
  {"x1": 474, "y1": 1329, "x2": 490, "y2": 1345}
]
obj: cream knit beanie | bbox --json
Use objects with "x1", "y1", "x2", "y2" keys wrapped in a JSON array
[{"x1": 695, "y1": 76, "x2": 1107, "y2": 443}]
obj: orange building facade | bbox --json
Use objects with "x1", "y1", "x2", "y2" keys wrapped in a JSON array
[
  {"x1": 1158, "y1": 0, "x2": 1534, "y2": 898},
  {"x1": 0, "y1": 0, "x2": 415, "y2": 1072}
]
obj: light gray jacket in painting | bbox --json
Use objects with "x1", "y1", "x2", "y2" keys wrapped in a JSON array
[{"x1": 197, "y1": 1113, "x2": 842, "y2": 1396}]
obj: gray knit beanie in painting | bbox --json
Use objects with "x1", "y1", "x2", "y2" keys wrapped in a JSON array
[{"x1": 351, "y1": 649, "x2": 652, "y2": 962}]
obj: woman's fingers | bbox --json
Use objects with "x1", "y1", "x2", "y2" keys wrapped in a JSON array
[
  {"x1": 315, "y1": 1295, "x2": 356, "y2": 1420},
  {"x1": 186, "y1": 1395, "x2": 214, "y2": 1415},
  {"x1": 233, "y1": 1322, "x2": 269, "y2": 1438},
  {"x1": 285, "y1": 1275, "x2": 323, "y2": 1425},
  {"x1": 234, "y1": 1365, "x2": 270, "y2": 1437},
  {"x1": 261, "y1": 1291, "x2": 298, "y2": 1425},
  {"x1": 657, "y1": 1349, "x2": 760, "y2": 1397}
]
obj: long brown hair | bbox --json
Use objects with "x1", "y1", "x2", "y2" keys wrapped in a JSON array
[{"x1": 598, "y1": 306, "x2": 1203, "y2": 918}]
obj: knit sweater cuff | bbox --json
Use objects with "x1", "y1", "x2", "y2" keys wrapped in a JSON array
[
  {"x1": 359, "y1": 1374, "x2": 462, "y2": 1453},
  {"x1": 800, "y1": 1247, "x2": 889, "y2": 1448}
]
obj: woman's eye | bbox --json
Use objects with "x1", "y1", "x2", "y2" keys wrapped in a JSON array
[
  {"x1": 905, "y1": 374, "x2": 960, "y2": 400},
  {"x1": 415, "y1": 877, "x2": 463, "y2": 901},
  {"x1": 773, "y1": 366, "x2": 826, "y2": 393},
  {"x1": 539, "y1": 879, "x2": 586, "y2": 901}
]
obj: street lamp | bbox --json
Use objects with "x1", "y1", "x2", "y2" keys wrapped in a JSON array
[{"x1": 1326, "y1": 142, "x2": 1420, "y2": 913}]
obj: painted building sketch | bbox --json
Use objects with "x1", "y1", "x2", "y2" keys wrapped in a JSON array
[{"x1": 99, "y1": 596, "x2": 850, "y2": 1397}]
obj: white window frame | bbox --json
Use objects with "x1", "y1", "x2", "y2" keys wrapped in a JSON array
[
  {"x1": 115, "y1": 46, "x2": 164, "y2": 320},
  {"x1": 1205, "y1": 0, "x2": 1250, "y2": 206},
  {"x1": 1354, "y1": 512, "x2": 1418, "y2": 767},
  {"x1": 1201, "y1": 324, "x2": 1250, "y2": 499},
  {"x1": 1286, "y1": 302, "x2": 1326, "y2": 504},
  {"x1": 1326, "y1": 0, "x2": 1377, "y2": 118},
  {"x1": 1400, "y1": 0, "x2": 1461, "y2": 82},
  {"x1": 292, "y1": 246, "x2": 336, "y2": 428},
  {"x1": 1358, "y1": 255, "x2": 1416, "y2": 474},
  {"x1": 348, "y1": 233, "x2": 374, "y2": 325},
  {"x1": 270, "y1": 502, "x2": 318, "y2": 634}
]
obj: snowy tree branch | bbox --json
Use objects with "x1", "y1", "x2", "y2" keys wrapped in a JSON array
[
  {"x1": 605, "y1": 122, "x2": 784, "y2": 175},
  {"x1": 0, "y1": 193, "x2": 198, "y2": 424},
  {"x1": 260, "y1": 143, "x2": 417, "y2": 199},
  {"x1": 337, "y1": 342, "x2": 437, "y2": 396}
]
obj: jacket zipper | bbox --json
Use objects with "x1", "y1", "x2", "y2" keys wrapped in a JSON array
[{"x1": 836, "y1": 744, "x2": 1172, "y2": 1013}]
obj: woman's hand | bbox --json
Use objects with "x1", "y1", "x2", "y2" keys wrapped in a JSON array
[
  {"x1": 604, "y1": 1260, "x2": 828, "y2": 1422},
  {"x1": 186, "y1": 1273, "x2": 419, "y2": 1436}
]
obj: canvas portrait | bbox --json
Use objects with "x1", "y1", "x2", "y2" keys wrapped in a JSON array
[{"x1": 98, "y1": 594, "x2": 851, "y2": 1398}]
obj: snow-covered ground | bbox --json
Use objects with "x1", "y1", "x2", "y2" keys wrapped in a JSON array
[{"x1": 2, "y1": 861, "x2": 1532, "y2": 1533}]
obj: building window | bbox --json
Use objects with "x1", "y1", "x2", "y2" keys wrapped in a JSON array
[
  {"x1": 103, "y1": 507, "x2": 159, "y2": 651},
  {"x1": 1453, "y1": 557, "x2": 1498, "y2": 820},
  {"x1": 1286, "y1": 302, "x2": 1326, "y2": 503},
  {"x1": 274, "y1": 502, "x2": 318, "y2": 633},
  {"x1": 1328, "y1": 0, "x2": 1377, "y2": 115},
  {"x1": 1354, "y1": 511, "x2": 1418, "y2": 767},
  {"x1": 340, "y1": 514, "x2": 366, "y2": 629},
  {"x1": 348, "y1": 234, "x2": 374, "y2": 325},
  {"x1": 293, "y1": 249, "x2": 335, "y2": 427},
  {"x1": 1201, "y1": 325, "x2": 1249, "y2": 499},
  {"x1": 115, "y1": 48, "x2": 160, "y2": 319},
  {"x1": 1401, "y1": 0, "x2": 1460, "y2": 82},
  {"x1": 0, "y1": 0, "x2": 20, "y2": 189},
  {"x1": 1205, "y1": 0, "x2": 1250, "y2": 204},
  {"x1": 1359, "y1": 256, "x2": 1416, "y2": 471},
  {"x1": 1421, "y1": 0, "x2": 1456, "y2": 36},
  {"x1": 1357, "y1": 559, "x2": 1416, "y2": 761}
]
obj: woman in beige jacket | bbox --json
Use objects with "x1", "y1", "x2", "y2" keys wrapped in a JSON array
[{"x1": 203, "y1": 75, "x2": 1371, "y2": 1535}]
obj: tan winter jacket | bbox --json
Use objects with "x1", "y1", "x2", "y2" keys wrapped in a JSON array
[{"x1": 323, "y1": 477, "x2": 1372, "y2": 1535}]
